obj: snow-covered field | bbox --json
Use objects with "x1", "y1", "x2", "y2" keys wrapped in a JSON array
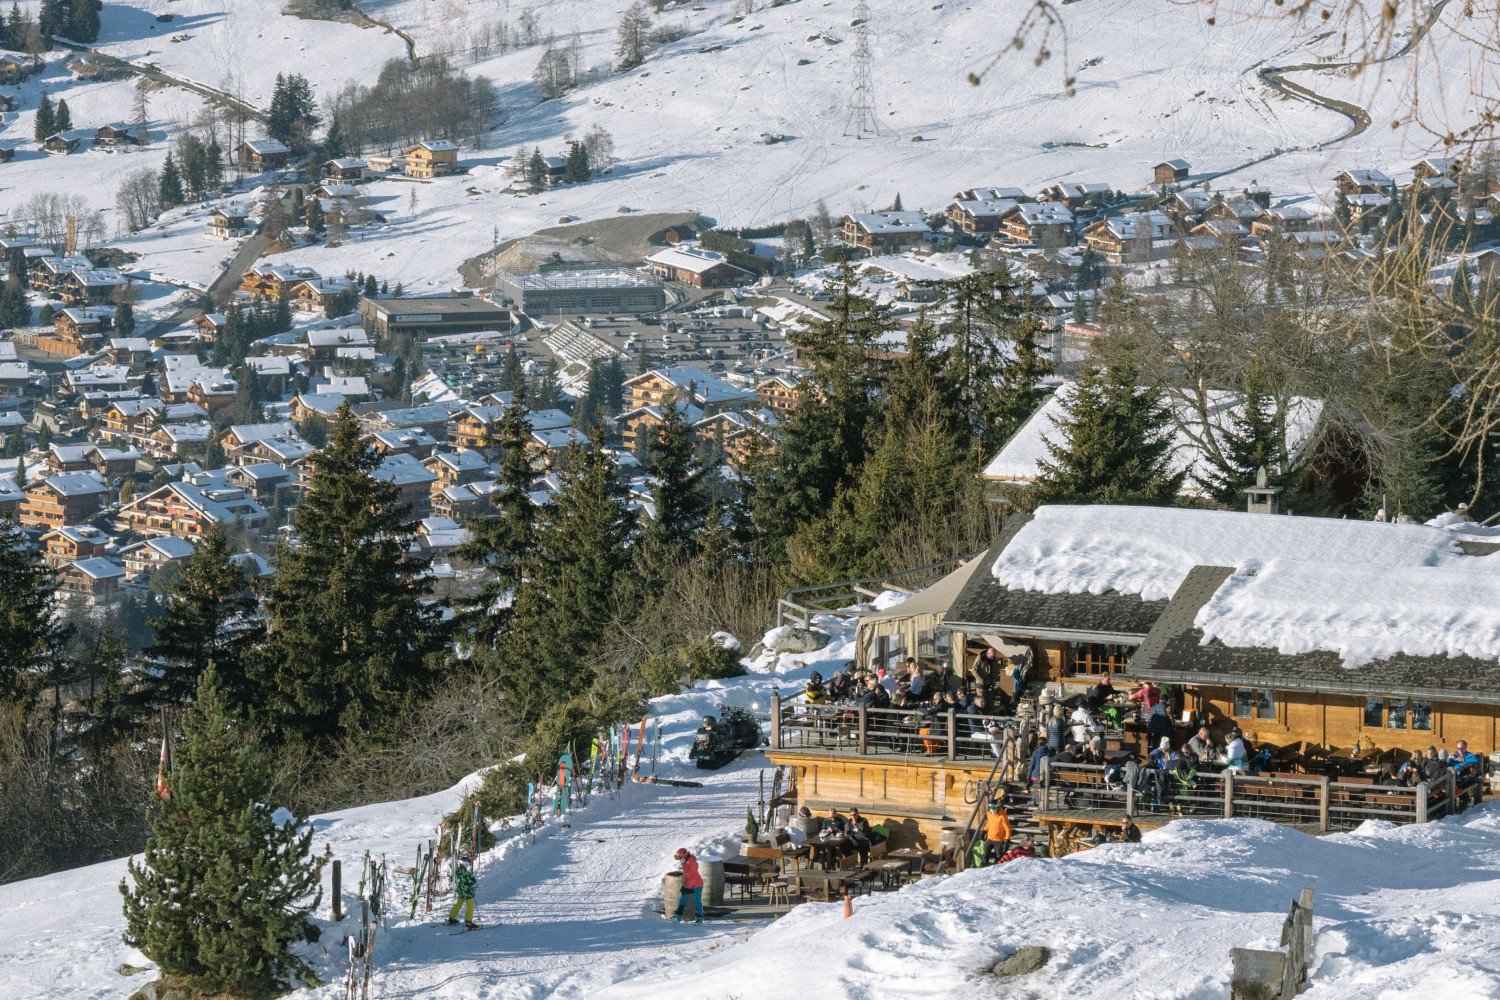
[
  {"x1": 6, "y1": 605, "x2": 1500, "y2": 999},
  {"x1": 0, "y1": 0, "x2": 1487, "y2": 294}
]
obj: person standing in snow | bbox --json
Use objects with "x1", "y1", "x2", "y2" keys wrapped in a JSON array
[
  {"x1": 447, "y1": 853, "x2": 477, "y2": 928},
  {"x1": 981, "y1": 800, "x2": 1012, "y2": 864},
  {"x1": 672, "y1": 848, "x2": 704, "y2": 923}
]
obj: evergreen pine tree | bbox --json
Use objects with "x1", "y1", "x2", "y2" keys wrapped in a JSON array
[
  {"x1": 1333, "y1": 188, "x2": 1353, "y2": 231},
  {"x1": 499, "y1": 343, "x2": 524, "y2": 393},
  {"x1": 457, "y1": 405, "x2": 536, "y2": 649},
  {"x1": 67, "y1": 0, "x2": 99, "y2": 43},
  {"x1": 0, "y1": 519, "x2": 71, "y2": 707},
  {"x1": 891, "y1": 192, "x2": 903, "y2": 212},
  {"x1": 1194, "y1": 357, "x2": 1289, "y2": 507},
  {"x1": 526, "y1": 147, "x2": 547, "y2": 191},
  {"x1": 1033, "y1": 356, "x2": 1185, "y2": 506},
  {"x1": 362, "y1": 274, "x2": 377, "y2": 298},
  {"x1": 304, "y1": 197, "x2": 324, "y2": 233},
  {"x1": 259, "y1": 406, "x2": 445, "y2": 744},
  {"x1": 7, "y1": 247, "x2": 27, "y2": 286},
  {"x1": 751, "y1": 265, "x2": 888, "y2": 560},
  {"x1": 114, "y1": 300, "x2": 135, "y2": 336},
  {"x1": 562, "y1": 140, "x2": 590, "y2": 183},
  {"x1": 500, "y1": 433, "x2": 633, "y2": 718},
  {"x1": 121, "y1": 666, "x2": 322, "y2": 996},
  {"x1": 5, "y1": 3, "x2": 22, "y2": 48},
  {"x1": 0, "y1": 279, "x2": 29, "y2": 330},
  {"x1": 33, "y1": 92, "x2": 54, "y2": 142},
  {"x1": 52, "y1": 98, "x2": 71, "y2": 134},
  {"x1": 638, "y1": 397, "x2": 710, "y2": 574},
  {"x1": 988, "y1": 313, "x2": 1053, "y2": 449},
  {"x1": 135, "y1": 528, "x2": 264, "y2": 711}
]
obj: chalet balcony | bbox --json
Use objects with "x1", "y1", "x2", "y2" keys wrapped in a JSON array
[{"x1": 769, "y1": 696, "x2": 1021, "y2": 763}]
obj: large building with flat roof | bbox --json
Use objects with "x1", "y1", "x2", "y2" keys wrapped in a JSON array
[
  {"x1": 358, "y1": 295, "x2": 513, "y2": 339},
  {"x1": 494, "y1": 268, "x2": 666, "y2": 316}
]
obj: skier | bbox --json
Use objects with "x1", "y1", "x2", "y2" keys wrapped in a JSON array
[
  {"x1": 671, "y1": 847, "x2": 704, "y2": 924},
  {"x1": 446, "y1": 853, "x2": 477, "y2": 929}
]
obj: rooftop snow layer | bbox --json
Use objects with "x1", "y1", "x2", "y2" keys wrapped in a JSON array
[
  {"x1": 1195, "y1": 558, "x2": 1500, "y2": 666},
  {"x1": 991, "y1": 505, "x2": 1467, "y2": 602},
  {"x1": 982, "y1": 383, "x2": 1325, "y2": 493}
]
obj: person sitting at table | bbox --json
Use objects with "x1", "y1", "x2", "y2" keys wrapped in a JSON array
[
  {"x1": 997, "y1": 834, "x2": 1037, "y2": 864},
  {"x1": 859, "y1": 676, "x2": 891, "y2": 711},
  {"x1": 1086, "y1": 677, "x2": 1117, "y2": 711},
  {"x1": 1376, "y1": 762, "x2": 1401, "y2": 786},
  {"x1": 804, "y1": 671, "x2": 828, "y2": 705},
  {"x1": 828, "y1": 665, "x2": 854, "y2": 701},
  {"x1": 1068, "y1": 701, "x2": 1099, "y2": 745},
  {"x1": 981, "y1": 800, "x2": 1012, "y2": 864},
  {"x1": 1053, "y1": 742, "x2": 1081, "y2": 764},
  {"x1": 907, "y1": 662, "x2": 927, "y2": 701},
  {"x1": 964, "y1": 694, "x2": 993, "y2": 737},
  {"x1": 846, "y1": 808, "x2": 876, "y2": 866},
  {"x1": 1224, "y1": 729, "x2": 1249, "y2": 770},
  {"x1": 1080, "y1": 735, "x2": 1106, "y2": 765},
  {"x1": 1187, "y1": 724, "x2": 1216, "y2": 764},
  {"x1": 1451, "y1": 740, "x2": 1482, "y2": 782},
  {"x1": 876, "y1": 666, "x2": 898, "y2": 695},
  {"x1": 812, "y1": 810, "x2": 847, "y2": 868}
]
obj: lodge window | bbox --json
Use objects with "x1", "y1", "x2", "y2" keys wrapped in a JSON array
[
  {"x1": 1367, "y1": 698, "x2": 1432, "y2": 731},
  {"x1": 1070, "y1": 643, "x2": 1131, "y2": 676},
  {"x1": 916, "y1": 629, "x2": 951, "y2": 661},
  {"x1": 1232, "y1": 689, "x2": 1277, "y2": 720},
  {"x1": 866, "y1": 633, "x2": 905, "y2": 672}
]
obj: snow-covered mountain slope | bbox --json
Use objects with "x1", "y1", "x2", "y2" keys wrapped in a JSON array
[
  {"x1": 6, "y1": 605, "x2": 1500, "y2": 1000},
  {"x1": 3, "y1": 0, "x2": 1481, "y2": 291}
]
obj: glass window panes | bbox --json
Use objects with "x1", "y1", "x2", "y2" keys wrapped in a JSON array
[
  {"x1": 1232, "y1": 689, "x2": 1254, "y2": 718},
  {"x1": 1388, "y1": 700, "x2": 1408, "y2": 729},
  {"x1": 935, "y1": 631, "x2": 951, "y2": 658},
  {"x1": 1410, "y1": 700, "x2": 1433, "y2": 731},
  {"x1": 1255, "y1": 690, "x2": 1277, "y2": 720},
  {"x1": 917, "y1": 630, "x2": 935, "y2": 657},
  {"x1": 1364, "y1": 698, "x2": 1384, "y2": 728}
]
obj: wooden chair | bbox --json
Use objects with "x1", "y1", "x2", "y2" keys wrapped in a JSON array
[{"x1": 767, "y1": 880, "x2": 791, "y2": 907}]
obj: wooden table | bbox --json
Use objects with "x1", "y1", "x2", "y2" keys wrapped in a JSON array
[
  {"x1": 1032, "y1": 809, "x2": 1166, "y2": 857},
  {"x1": 808, "y1": 835, "x2": 849, "y2": 869},
  {"x1": 795, "y1": 868, "x2": 856, "y2": 902},
  {"x1": 721, "y1": 854, "x2": 777, "y2": 899},
  {"x1": 779, "y1": 845, "x2": 810, "y2": 876}
]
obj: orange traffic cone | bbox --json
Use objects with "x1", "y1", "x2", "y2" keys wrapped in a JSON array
[{"x1": 843, "y1": 890, "x2": 853, "y2": 919}]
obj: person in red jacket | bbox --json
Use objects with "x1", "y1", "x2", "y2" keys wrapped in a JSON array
[
  {"x1": 997, "y1": 835, "x2": 1037, "y2": 864},
  {"x1": 672, "y1": 847, "x2": 704, "y2": 924}
]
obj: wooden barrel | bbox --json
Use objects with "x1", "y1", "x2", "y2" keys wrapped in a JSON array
[
  {"x1": 702, "y1": 859, "x2": 725, "y2": 906},
  {"x1": 662, "y1": 871, "x2": 683, "y2": 916}
]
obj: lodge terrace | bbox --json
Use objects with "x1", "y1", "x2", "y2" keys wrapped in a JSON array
[{"x1": 765, "y1": 504, "x2": 1498, "y2": 860}]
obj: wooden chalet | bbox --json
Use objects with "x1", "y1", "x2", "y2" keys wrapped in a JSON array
[
  {"x1": 625, "y1": 364, "x2": 755, "y2": 416},
  {"x1": 116, "y1": 479, "x2": 268, "y2": 539},
  {"x1": 323, "y1": 157, "x2": 368, "y2": 181},
  {"x1": 944, "y1": 198, "x2": 1017, "y2": 235},
  {"x1": 645, "y1": 247, "x2": 749, "y2": 288},
  {"x1": 238, "y1": 138, "x2": 290, "y2": 169},
  {"x1": 1039, "y1": 181, "x2": 1113, "y2": 209},
  {"x1": 840, "y1": 212, "x2": 929, "y2": 254},
  {"x1": 616, "y1": 400, "x2": 703, "y2": 450},
  {"x1": 767, "y1": 504, "x2": 1500, "y2": 852},
  {"x1": 406, "y1": 140, "x2": 459, "y2": 179},
  {"x1": 526, "y1": 426, "x2": 589, "y2": 469},
  {"x1": 94, "y1": 123, "x2": 147, "y2": 149},
  {"x1": 1082, "y1": 212, "x2": 1174, "y2": 265},
  {"x1": 0, "y1": 54, "x2": 41, "y2": 84},
  {"x1": 1334, "y1": 169, "x2": 1393, "y2": 196},
  {"x1": 209, "y1": 207, "x2": 250, "y2": 240},
  {"x1": 42, "y1": 134, "x2": 80, "y2": 156},
  {"x1": 1000, "y1": 202, "x2": 1074, "y2": 249},
  {"x1": 57, "y1": 267, "x2": 128, "y2": 306},
  {"x1": 755, "y1": 373, "x2": 804, "y2": 413},
  {"x1": 56, "y1": 557, "x2": 126, "y2": 606},
  {"x1": 18, "y1": 472, "x2": 109, "y2": 528},
  {"x1": 120, "y1": 535, "x2": 197, "y2": 581},
  {"x1": 240, "y1": 262, "x2": 319, "y2": 301},
  {"x1": 1153, "y1": 159, "x2": 1190, "y2": 185},
  {"x1": 52, "y1": 306, "x2": 114, "y2": 353},
  {"x1": 41, "y1": 524, "x2": 110, "y2": 569}
]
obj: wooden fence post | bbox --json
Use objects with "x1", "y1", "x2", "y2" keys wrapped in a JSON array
[
  {"x1": 1223, "y1": 770, "x2": 1235, "y2": 819},
  {"x1": 1125, "y1": 773, "x2": 1136, "y2": 816},
  {"x1": 945, "y1": 709, "x2": 957, "y2": 762},
  {"x1": 331, "y1": 859, "x2": 342, "y2": 921},
  {"x1": 1445, "y1": 769, "x2": 1457, "y2": 815},
  {"x1": 770, "y1": 693, "x2": 782, "y2": 750},
  {"x1": 1416, "y1": 780, "x2": 1429, "y2": 823},
  {"x1": 857, "y1": 705, "x2": 868, "y2": 756},
  {"x1": 1318, "y1": 775, "x2": 1330, "y2": 833}
]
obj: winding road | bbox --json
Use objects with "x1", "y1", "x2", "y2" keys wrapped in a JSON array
[
  {"x1": 1206, "y1": 0, "x2": 1453, "y2": 183},
  {"x1": 50, "y1": 37, "x2": 268, "y2": 123}
]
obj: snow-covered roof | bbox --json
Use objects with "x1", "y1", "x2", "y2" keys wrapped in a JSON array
[
  {"x1": 633, "y1": 365, "x2": 754, "y2": 405},
  {"x1": 991, "y1": 505, "x2": 1468, "y2": 603},
  {"x1": 417, "y1": 140, "x2": 460, "y2": 153},
  {"x1": 70, "y1": 557, "x2": 125, "y2": 581},
  {"x1": 982, "y1": 382, "x2": 1324, "y2": 495},
  {"x1": 645, "y1": 246, "x2": 741, "y2": 275},
  {"x1": 846, "y1": 211, "x2": 928, "y2": 235},
  {"x1": 243, "y1": 138, "x2": 290, "y2": 155},
  {"x1": 1156, "y1": 159, "x2": 1191, "y2": 171}
]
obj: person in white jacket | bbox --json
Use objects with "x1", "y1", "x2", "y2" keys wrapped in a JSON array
[{"x1": 1068, "y1": 703, "x2": 1099, "y2": 745}]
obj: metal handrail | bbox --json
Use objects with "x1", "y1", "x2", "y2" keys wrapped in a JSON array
[{"x1": 775, "y1": 551, "x2": 982, "y2": 628}]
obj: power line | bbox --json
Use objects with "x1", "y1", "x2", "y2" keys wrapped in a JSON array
[{"x1": 843, "y1": 0, "x2": 881, "y2": 138}]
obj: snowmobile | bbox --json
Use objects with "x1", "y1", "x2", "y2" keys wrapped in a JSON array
[{"x1": 688, "y1": 706, "x2": 762, "y2": 770}]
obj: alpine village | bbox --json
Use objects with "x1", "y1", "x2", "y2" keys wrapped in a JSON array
[{"x1": 2, "y1": 0, "x2": 1500, "y2": 998}]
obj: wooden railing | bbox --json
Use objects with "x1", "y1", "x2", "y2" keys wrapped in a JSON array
[
  {"x1": 770, "y1": 694, "x2": 1025, "y2": 764},
  {"x1": 774, "y1": 552, "x2": 980, "y2": 628},
  {"x1": 1039, "y1": 759, "x2": 1479, "y2": 832}
]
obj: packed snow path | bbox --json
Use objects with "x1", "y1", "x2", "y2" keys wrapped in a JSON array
[{"x1": 361, "y1": 762, "x2": 765, "y2": 1000}]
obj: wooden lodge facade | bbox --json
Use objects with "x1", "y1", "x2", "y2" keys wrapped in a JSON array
[{"x1": 766, "y1": 504, "x2": 1500, "y2": 853}]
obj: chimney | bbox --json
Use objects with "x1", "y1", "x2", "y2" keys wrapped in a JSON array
[{"x1": 1244, "y1": 466, "x2": 1283, "y2": 515}]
